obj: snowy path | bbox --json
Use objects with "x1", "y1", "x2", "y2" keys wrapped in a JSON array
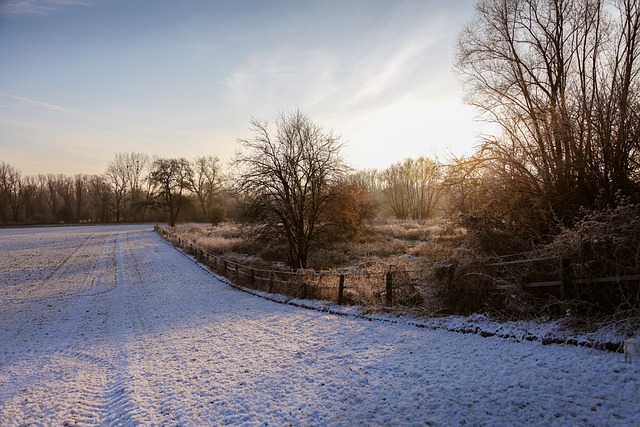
[{"x1": 0, "y1": 225, "x2": 638, "y2": 426}]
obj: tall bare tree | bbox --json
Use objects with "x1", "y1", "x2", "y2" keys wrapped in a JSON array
[
  {"x1": 149, "y1": 158, "x2": 193, "y2": 227},
  {"x1": 89, "y1": 175, "x2": 113, "y2": 222},
  {"x1": 457, "y1": 0, "x2": 640, "y2": 228},
  {"x1": 105, "y1": 154, "x2": 128, "y2": 222},
  {"x1": 0, "y1": 162, "x2": 28, "y2": 223},
  {"x1": 233, "y1": 111, "x2": 349, "y2": 268},
  {"x1": 125, "y1": 152, "x2": 150, "y2": 221},
  {"x1": 190, "y1": 156, "x2": 225, "y2": 223},
  {"x1": 349, "y1": 169, "x2": 385, "y2": 217},
  {"x1": 54, "y1": 175, "x2": 76, "y2": 223},
  {"x1": 105, "y1": 152, "x2": 150, "y2": 222},
  {"x1": 40, "y1": 174, "x2": 60, "y2": 222}
]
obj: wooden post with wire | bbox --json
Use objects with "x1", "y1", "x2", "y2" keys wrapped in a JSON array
[{"x1": 386, "y1": 272, "x2": 393, "y2": 305}]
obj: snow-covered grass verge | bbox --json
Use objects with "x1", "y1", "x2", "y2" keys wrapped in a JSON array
[
  {"x1": 210, "y1": 272, "x2": 631, "y2": 353},
  {"x1": 171, "y1": 236, "x2": 635, "y2": 355}
]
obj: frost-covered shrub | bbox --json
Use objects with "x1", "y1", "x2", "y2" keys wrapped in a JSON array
[
  {"x1": 540, "y1": 198, "x2": 640, "y2": 315},
  {"x1": 545, "y1": 198, "x2": 640, "y2": 278}
]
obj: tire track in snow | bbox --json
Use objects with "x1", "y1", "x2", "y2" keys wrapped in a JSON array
[
  {"x1": 0, "y1": 231, "x2": 119, "y2": 350},
  {"x1": 99, "y1": 229, "x2": 196, "y2": 425},
  {"x1": 0, "y1": 346, "x2": 152, "y2": 426},
  {"x1": 0, "y1": 232, "x2": 116, "y2": 304},
  {"x1": 0, "y1": 229, "x2": 152, "y2": 426},
  {"x1": 0, "y1": 349, "x2": 108, "y2": 426},
  {"x1": 111, "y1": 230, "x2": 193, "y2": 426},
  {"x1": 28, "y1": 232, "x2": 97, "y2": 297},
  {"x1": 95, "y1": 231, "x2": 152, "y2": 426}
]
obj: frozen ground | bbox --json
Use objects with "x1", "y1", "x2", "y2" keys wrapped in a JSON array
[{"x1": 0, "y1": 224, "x2": 638, "y2": 426}]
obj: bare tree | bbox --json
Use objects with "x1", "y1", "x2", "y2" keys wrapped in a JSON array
[
  {"x1": 442, "y1": 153, "x2": 493, "y2": 216},
  {"x1": 233, "y1": 111, "x2": 349, "y2": 268},
  {"x1": 594, "y1": 0, "x2": 640, "y2": 203},
  {"x1": 21, "y1": 175, "x2": 40, "y2": 223},
  {"x1": 72, "y1": 174, "x2": 91, "y2": 223},
  {"x1": 0, "y1": 162, "x2": 28, "y2": 223},
  {"x1": 125, "y1": 152, "x2": 150, "y2": 221},
  {"x1": 0, "y1": 162, "x2": 12, "y2": 223},
  {"x1": 105, "y1": 152, "x2": 150, "y2": 222},
  {"x1": 457, "y1": 0, "x2": 640, "y2": 228},
  {"x1": 149, "y1": 158, "x2": 193, "y2": 227},
  {"x1": 55, "y1": 175, "x2": 76, "y2": 223},
  {"x1": 348, "y1": 169, "x2": 385, "y2": 217},
  {"x1": 40, "y1": 174, "x2": 60, "y2": 222},
  {"x1": 326, "y1": 179, "x2": 375, "y2": 237},
  {"x1": 190, "y1": 156, "x2": 225, "y2": 223},
  {"x1": 383, "y1": 157, "x2": 443, "y2": 220},
  {"x1": 89, "y1": 175, "x2": 113, "y2": 222},
  {"x1": 105, "y1": 154, "x2": 128, "y2": 222}
]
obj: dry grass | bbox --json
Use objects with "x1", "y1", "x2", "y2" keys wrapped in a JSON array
[
  {"x1": 171, "y1": 222, "x2": 267, "y2": 266},
  {"x1": 175, "y1": 218, "x2": 467, "y2": 269},
  {"x1": 163, "y1": 219, "x2": 463, "y2": 314},
  {"x1": 164, "y1": 210, "x2": 640, "y2": 323},
  {"x1": 338, "y1": 218, "x2": 467, "y2": 267}
]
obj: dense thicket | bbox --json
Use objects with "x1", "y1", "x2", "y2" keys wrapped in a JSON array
[{"x1": 456, "y1": 0, "x2": 640, "y2": 251}]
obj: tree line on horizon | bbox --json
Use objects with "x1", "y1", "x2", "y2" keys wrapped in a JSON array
[
  {"x1": 0, "y1": 149, "x2": 448, "y2": 227},
  {"x1": 0, "y1": 153, "x2": 225, "y2": 227}
]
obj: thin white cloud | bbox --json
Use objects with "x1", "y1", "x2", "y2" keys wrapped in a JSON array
[
  {"x1": 0, "y1": 92, "x2": 97, "y2": 117},
  {"x1": 0, "y1": 0, "x2": 90, "y2": 15},
  {"x1": 0, "y1": 92, "x2": 157, "y2": 131},
  {"x1": 345, "y1": 36, "x2": 440, "y2": 108},
  {"x1": 224, "y1": 8, "x2": 449, "y2": 124},
  {"x1": 224, "y1": 48, "x2": 337, "y2": 112}
]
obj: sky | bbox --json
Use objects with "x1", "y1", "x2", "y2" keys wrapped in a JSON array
[{"x1": 0, "y1": 0, "x2": 493, "y2": 176}]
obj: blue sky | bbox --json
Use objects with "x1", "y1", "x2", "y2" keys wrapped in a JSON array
[{"x1": 0, "y1": 0, "x2": 490, "y2": 175}]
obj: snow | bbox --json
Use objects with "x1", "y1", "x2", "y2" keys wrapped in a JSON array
[{"x1": 0, "y1": 224, "x2": 638, "y2": 426}]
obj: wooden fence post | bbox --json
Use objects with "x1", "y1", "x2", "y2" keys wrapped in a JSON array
[
  {"x1": 560, "y1": 258, "x2": 573, "y2": 299},
  {"x1": 250, "y1": 269, "x2": 255, "y2": 285},
  {"x1": 386, "y1": 272, "x2": 393, "y2": 305},
  {"x1": 269, "y1": 272, "x2": 274, "y2": 293},
  {"x1": 338, "y1": 274, "x2": 345, "y2": 305},
  {"x1": 235, "y1": 263, "x2": 239, "y2": 278}
]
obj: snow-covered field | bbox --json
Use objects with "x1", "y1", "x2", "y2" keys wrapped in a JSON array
[{"x1": 0, "y1": 224, "x2": 638, "y2": 426}]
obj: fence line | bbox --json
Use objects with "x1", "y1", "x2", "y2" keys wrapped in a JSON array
[
  {"x1": 157, "y1": 227, "x2": 430, "y2": 307},
  {"x1": 485, "y1": 255, "x2": 640, "y2": 301},
  {"x1": 156, "y1": 226, "x2": 639, "y2": 308}
]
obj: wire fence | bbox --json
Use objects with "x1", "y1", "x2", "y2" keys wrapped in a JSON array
[
  {"x1": 156, "y1": 226, "x2": 432, "y2": 308},
  {"x1": 156, "y1": 226, "x2": 639, "y2": 312}
]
